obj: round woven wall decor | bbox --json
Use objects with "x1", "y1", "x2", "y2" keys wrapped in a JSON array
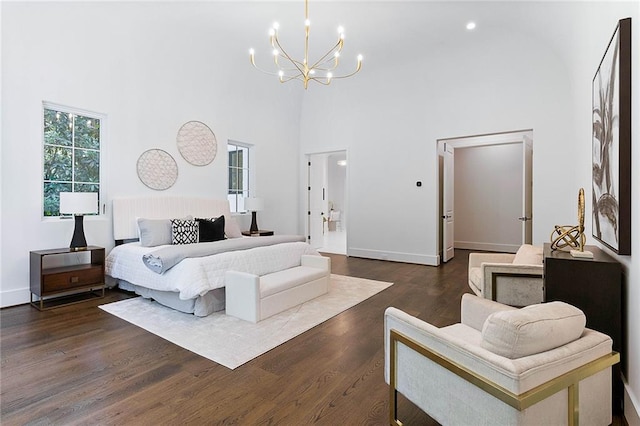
[
  {"x1": 136, "y1": 149, "x2": 178, "y2": 190},
  {"x1": 176, "y1": 121, "x2": 217, "y2": 166}
]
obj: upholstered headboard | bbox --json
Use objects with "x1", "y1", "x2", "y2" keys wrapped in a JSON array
[{"x1": 112, "y1": 196, "x2": 232, "y2": 241}]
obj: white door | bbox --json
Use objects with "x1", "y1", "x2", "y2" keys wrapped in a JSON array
[
  {"x1": 307, "y1": 157, "x2": 326, "y2": 249},
  {"x1": 442, "y1": 143, "x2": 454, "y2": 262},
  {"x1": 521, "y1": 137, "x2": 533, "y2": 244}
]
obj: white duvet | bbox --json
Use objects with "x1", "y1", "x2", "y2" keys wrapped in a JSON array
[{"x1": 106, "y1": 241, "x2": 319, "y2": 300}]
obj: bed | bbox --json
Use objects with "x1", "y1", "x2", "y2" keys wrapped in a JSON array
[{"x1": 105, "y1": 196, "x2": 319, "y2": 316}]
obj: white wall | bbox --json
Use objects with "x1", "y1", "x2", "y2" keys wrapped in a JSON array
[
  {"x1": 454, "y1": 143, "x2": 522, "y2": 252},
  {"x1": 0, "y1": 2, "x2": 304, "y2": 306},
  {"x1": 301, "y1": 14, "x2": 574, "y2": 265}
]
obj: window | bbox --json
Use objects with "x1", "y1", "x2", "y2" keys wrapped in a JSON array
[
  {"x1": 43, "y1": 103, "x2": 104, "y2": 217},
  {"x1": 227, "y1": 141, "x2": 251, "y2": 213}
]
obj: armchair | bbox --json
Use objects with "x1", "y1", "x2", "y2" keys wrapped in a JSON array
[
  {"x1": 385, "y1": 294, "x2": 619, "y2": 426},
  {"x1": 468, "y1": 244, "x2": 544, "y2": 306}
]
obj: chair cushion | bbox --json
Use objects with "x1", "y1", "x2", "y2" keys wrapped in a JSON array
[
  {"x1": 512, "y1": 244, "x2": 543, "y2": 265},
  {"x1": 260, "y1": 266, "x2": 327, "y2": 298},
  {"x1": 481, "y1": 301, "x2": 586, "y2": 359}
]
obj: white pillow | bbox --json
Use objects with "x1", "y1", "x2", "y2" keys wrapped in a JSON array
[
  {"x1": 137, "y1": 216, "x2": 192, "y2": 247},
  {"x1": 481, "y1": 301, "x2": 585, "y2": 359},
  {"x1": 224, "y1": 215, "x2": 243, "y2": 238},
  {"x1": 512, "y1": 244, "x2": 543, "y2": 265}
]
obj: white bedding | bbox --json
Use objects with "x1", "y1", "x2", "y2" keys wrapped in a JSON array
[{"x1": 106, "y1": 241, "x2": 319, "y2": 300}]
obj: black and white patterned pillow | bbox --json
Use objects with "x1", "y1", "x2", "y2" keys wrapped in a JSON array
[{"x1": 171, "y1": 219, "x2": 199, "y2": 245}]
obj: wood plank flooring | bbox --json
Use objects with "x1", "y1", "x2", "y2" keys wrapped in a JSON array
[{"x1": 0, "y1": 251, "x2": 618, "y2": 425}]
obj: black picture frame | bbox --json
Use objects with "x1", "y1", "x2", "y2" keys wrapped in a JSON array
[{"x1": 592, "y1": 17, "x2": 631, "y2": 255}]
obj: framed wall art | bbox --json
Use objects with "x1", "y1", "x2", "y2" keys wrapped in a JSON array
[{"x1": 592, "y1": 17, "x2": 631, "y2": 255}]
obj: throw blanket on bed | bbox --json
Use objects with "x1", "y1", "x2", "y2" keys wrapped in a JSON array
[
  {"x1": 106, "y1": 240, "x2": 319, "y2": 300},
  {"x1": 143, "y1": 235, "x2": 306, "y2": 274}
]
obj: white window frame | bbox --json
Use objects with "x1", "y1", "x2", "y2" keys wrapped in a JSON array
[
  {"x1": 42, "y1": 101, "x2": 107, "y2": 219},
  {"x1": 227, "y1": 140, "x2": 254, "y2": 213}
]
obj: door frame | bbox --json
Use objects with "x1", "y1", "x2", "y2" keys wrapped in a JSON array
[
  {"x1": 437, "y1": 129, "x2": 533, "y2": 264},
  {"x1": 306, "y1": 149, "x2": 348, "y2": 252}
]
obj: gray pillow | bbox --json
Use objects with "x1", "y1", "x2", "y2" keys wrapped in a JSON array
[{"x1": 137, "y1": 216, "x2": 192, "y2": 247}]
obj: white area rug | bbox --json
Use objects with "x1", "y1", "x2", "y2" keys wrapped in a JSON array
[{"x1": 100, "y1": 274, "x2": 392, "y2": 369}]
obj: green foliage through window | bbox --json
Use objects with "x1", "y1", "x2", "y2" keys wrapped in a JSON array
[{"x1": 43, "y1": 106, "x2": 102, "y2": 216}]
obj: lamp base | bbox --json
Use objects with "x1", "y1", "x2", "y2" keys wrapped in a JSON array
[
  {"x1": 249, "y1": 211, "x2": 259, "y2": 234},
  {"x1": 70, "y1": 215, "x2": 88, "y2": 250}
]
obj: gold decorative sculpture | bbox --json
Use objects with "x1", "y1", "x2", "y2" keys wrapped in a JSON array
[{"x1": 550, "y1": 188, "x2": 593, "y2": 258}]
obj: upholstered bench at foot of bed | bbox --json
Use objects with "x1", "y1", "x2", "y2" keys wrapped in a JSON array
[{"x1": 225, "y1": 255, "x2": 331, "y2": 323}]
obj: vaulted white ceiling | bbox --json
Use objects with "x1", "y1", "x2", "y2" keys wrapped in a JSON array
[{"x1": 198, "y1": 1, "x2": 610, "y2": 90}]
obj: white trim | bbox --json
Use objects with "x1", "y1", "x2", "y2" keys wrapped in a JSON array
[
  {"x1": 438, "y1": 129, "x2": 533, "y2": 149},
  {"x1": 625, "y1": 382, "x2": 640, "y2": 426},
  {"x1": 347, "y1": 247, "x2": 439, "y2": 266},
  {"x1": 0, "y1": 288, "x2": 30, "y2": 308},
  {"x1": 454, "y1": 241, "x2": 520, "y2": 254}
]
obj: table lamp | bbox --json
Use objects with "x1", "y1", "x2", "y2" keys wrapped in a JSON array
[
  {"x1": 60, "y1": 192, "x2": 99, "y2": 250},
  {"x1": 244, "y1": 197, "x2": 264, "y2": 234}
]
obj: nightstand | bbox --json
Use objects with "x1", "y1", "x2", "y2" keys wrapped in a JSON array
[
  {"x1": 30, "y1": 246, "x2": 106, "y2": 310},
  {"x1": 241, "y1": 230, "x2": 274, "y2": 237}
]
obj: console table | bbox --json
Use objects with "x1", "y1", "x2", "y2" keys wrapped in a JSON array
[{"x1": 543, "y1": 243, "x2": 623, "y2": 413}]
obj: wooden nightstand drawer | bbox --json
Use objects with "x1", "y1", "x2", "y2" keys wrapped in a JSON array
[
  {"x1": 31, "y1": 246, "x2": 106, "y2": 309},
  {"x1": 42, "y1": 265, "x2": 103, "y2": 293}
]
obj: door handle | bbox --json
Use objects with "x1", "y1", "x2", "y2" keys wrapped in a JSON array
[{"x1": 518, "y1": 216, "x2": 531, "y2": 221}]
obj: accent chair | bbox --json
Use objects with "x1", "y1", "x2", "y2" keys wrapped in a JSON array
[
  {"x1": 385, "y1": 294, "x2": 619, "y2": 426},
  {"x1": 468, "y1": 244, "x2": 544, "y2": 307}
]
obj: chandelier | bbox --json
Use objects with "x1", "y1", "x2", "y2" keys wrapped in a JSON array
[{"x1": 249, "y1": 0, "x2": 363, "y2": 89}]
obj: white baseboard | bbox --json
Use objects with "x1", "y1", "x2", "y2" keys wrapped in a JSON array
[
  {"x1": 0, "y1": 287, "x2": 30, "y2": 308},
  {"x1": 454, "y1": 241, "x2": 520, "y2": 253},
  {"x1": 347, "y1": 248, "x2": 439, "y2": 266},
  {"x1": 625, "y1": 383, "x2": 640, "y2": 426}
]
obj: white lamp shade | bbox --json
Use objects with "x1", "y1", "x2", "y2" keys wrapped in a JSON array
[
  {"x1": 244, "y1": 197, "x2": 264, "y2": 212},
  {"x1": 59, "y1": 192, "x2": 99, "y2": 215}
]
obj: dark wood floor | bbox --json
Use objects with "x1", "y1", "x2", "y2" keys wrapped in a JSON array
[{"x1": 0, "y1": 251, "x2": 621, "y2": 425}]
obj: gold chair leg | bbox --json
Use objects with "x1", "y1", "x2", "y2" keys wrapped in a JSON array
[{"x1": 568, "y1": 383, "x2": 579, "y2": 426}]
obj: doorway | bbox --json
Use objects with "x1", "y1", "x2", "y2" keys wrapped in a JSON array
[
  {"x1": 307, "y1": 151, "x2": 347, "y2": 255},
  {"x1": 437, "y1": 130, "x2": 533, "y2": 263}
]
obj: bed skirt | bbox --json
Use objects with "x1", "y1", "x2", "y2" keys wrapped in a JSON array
[{"x1": 116, "y1": 279, "x2": 225, "y2": 317}]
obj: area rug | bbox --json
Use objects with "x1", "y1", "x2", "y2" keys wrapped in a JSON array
[{"x1": 100, "y1": 274, "x2": 392, "y2": 369}]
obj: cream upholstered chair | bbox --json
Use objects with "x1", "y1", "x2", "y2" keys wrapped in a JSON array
[
  {"x1": 468, "y1": 244, "x2": 544, "y2": 307},
  {"x1": 385, "y1": 294, "x2": 619, "y2": 426}
]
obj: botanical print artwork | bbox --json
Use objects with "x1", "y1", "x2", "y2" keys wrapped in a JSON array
[{"x1": 592, "y1": 25, "x2": 620, "y2": 251}]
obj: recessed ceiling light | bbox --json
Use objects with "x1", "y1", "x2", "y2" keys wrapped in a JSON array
[{"x1": 466, "y1": 22, "x2": 476, "y2": 31}]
